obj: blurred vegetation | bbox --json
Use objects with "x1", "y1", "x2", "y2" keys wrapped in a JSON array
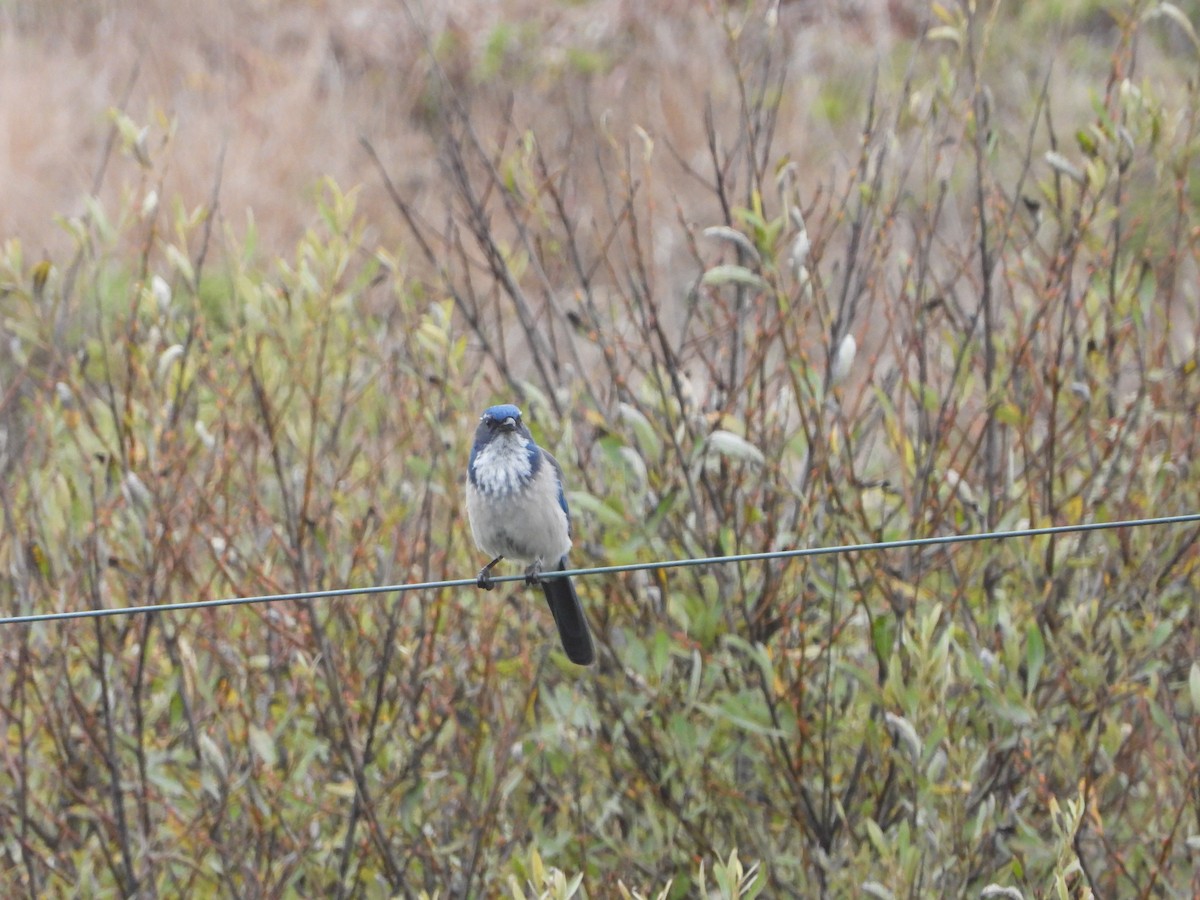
[{"x1": 2, "y1": 1, "x2": 1200, "y2": 897}]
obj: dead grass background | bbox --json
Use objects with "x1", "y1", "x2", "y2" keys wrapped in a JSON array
[
  {"x1": 4, "y1": 1, "x2": 1200, "y2": 896},
  {"x1": 1, "y1": 0, "x2": 948, "y2": 263}
]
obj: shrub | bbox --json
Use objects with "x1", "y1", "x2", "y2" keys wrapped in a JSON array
[{"x1": 1, "y1": 1, "x2": 1198, "y2": 896}]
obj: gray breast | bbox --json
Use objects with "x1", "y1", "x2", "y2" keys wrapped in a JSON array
[{"x1": 466, "y1": 469, "x2": 571, "y2": 564}]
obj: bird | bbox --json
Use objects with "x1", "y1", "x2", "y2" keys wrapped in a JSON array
[{"x1": 465, "y1": 403, "x2": 596, "y2": 666}]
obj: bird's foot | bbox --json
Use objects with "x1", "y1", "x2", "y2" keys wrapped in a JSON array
[
  {"x1": 477, "y1": 556, "x2": 503, "y2": 591},
  {"x1": 523, "y1": 559, "x2": 544, "y2": 586}
]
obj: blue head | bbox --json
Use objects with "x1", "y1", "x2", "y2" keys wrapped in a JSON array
[
  {"x1": 481, "y1": 404, "x2": 523, "y2": 427},
  {"x1": 468, "y1": 404, "x2": 542, "y2": 494}
]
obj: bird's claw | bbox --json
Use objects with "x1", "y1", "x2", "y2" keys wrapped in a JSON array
[
  {"x1": 476, "y1": 555, "x2": 504, "y2": 591},
  {"x1": 523, "y1": 560, "x2": 544, "y2": 586}
]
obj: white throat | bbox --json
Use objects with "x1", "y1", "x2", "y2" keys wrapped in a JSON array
[{"x1": 472, "y1": 435, "x2": 535, "y2": 496}]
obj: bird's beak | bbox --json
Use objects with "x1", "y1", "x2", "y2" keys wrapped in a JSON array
[{"x1": 501, "y1": 417, "x2": 517, "y2": 430}]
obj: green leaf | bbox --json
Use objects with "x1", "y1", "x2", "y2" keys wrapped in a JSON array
[
  {"x1": 864, "y1": 817, "x2": 889, "y2": 856},
  {"x1": 1076, "y1": 127, "x2": 1098, "y2": 156},
  {"x1": 249, "y1": 725, "x2": 278, "y2": 767},
  {"x1": 698, "y1": 695, "x2": 786, "y2": 738},
  {"x1": 565, "y1": 490, "x2": 626, "y2": 528},
  {"x1": 617, "y1": 402, "x2": 663, "y2": 455},
  {"x1": 1025, "y1": 621, "x2": 1045, "y2": 694},
  {"x1": 872, "y1": 614, "x2": 896, "y2": 664},
  {"x1": 1144, "y1": 2, "x2": 1200, "y2": 54},
  {"x1": 703, "y1": 226, "x2": 762, "y2": 266},
  {"x1": 165, "y1": 243, "x2": 196, "y2": 289},
  {"x1": 702, "y1": 264, "x2": 768, "y2": 290},
  {"x1": 702, "y1": 430, "x2": 766, "y2": 466}
]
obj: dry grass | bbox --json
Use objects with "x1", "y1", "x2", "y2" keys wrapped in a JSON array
[
  {"x1": 0, "y1": 0, "x2": 939, "y2": 260},
  {"x1": 3, "y1": 1, "x2": 1200, "y2": 897}
]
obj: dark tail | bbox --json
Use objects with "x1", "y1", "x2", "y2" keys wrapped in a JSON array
[{"x1": 541, "y1": 560, "x2": 595, "y2": 666}]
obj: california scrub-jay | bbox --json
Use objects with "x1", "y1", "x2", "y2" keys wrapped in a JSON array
[{"x1": 465, "y1": 404, "x2": 596, "y2": 666}]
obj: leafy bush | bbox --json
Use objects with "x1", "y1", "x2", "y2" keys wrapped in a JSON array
[{"x1": 1, "y1": 2, "x2": 1198, "y2": 897}]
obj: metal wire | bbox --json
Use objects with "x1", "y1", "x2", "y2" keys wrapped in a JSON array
[{"x1": 2, "y1": 512, "x2": 1198, "y2": 626}]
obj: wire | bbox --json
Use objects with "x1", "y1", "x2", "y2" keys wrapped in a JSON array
[{"x1": 2, "y1": 512, "x2": 1198, "y2": 626}]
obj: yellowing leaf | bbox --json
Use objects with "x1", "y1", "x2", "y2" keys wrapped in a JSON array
[
  {"x1": 326, "y1": 780, "x2": 356, "y2": 798},
  {"x1": 995, "y1": 402, "x2": 1023, "y2": 427}
]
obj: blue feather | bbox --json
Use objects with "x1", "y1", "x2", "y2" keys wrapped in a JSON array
[
  {"x1": 555, "y1": 471, "x2": 569, "y2": 518},
  {"x1": 484, "y1": 403, "x2": 522, "y2": 422}
]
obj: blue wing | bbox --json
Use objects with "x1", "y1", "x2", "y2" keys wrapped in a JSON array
[{"x1": 541, "y1": 449, "x2": 571, "y2": 533}]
